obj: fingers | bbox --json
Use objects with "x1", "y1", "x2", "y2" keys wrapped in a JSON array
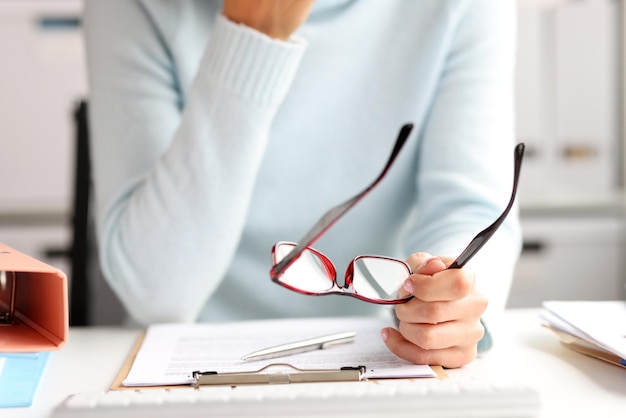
[
  {"x1": 399, "y1": 253, "x2": 447, "y2": 298},
  {"x1": 391, "y1": 252, "x2": 487, "y2": 368},
  {"x1": 382, "y1": 325, "x2": 482, "y2": 368},
  {"x1": 395, "y1": 292, "x2": 488, "y2": 325},
  {"x1": 396, "y1": 313, "x2": 485, "y2": 349},
  {"x1": 223, "y1": 0, "x2": 316, "y2": 40},
  {"x1": 403, "y1": 263, "x2": 476, "y2": 302},
  {"x1": 406, "y1": 252, "x2": 447, "y2": 275},
  {"x1": 393, "y1": 290, "x2": 487, "y2": 355}
]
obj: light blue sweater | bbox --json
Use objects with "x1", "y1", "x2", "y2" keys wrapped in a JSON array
[{"x1": 84, "y1": 0, "x2": 520, "y2": 326}]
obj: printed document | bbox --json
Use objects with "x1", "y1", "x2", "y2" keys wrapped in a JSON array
[
  {"x1": 541, "y1": 300, "x2": 626, "y2": 360},
  {"x1": 123, "y1": 316, "x2": 436, "y2": 386}
]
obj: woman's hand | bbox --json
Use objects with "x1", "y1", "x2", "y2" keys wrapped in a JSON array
[
  {"x1": 223, "y1": 0, "x2": 316, "y2": 40},
  {"x1": 382, "y1": 252, "x2": 488, "y2": 368}
]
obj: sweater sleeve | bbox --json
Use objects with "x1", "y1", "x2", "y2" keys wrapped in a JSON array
[
  {"x1": 405, "y1": 0, "x2": 521, "y2": 324},
  {"x1": 84, "y1": 1, "x2": 306, "y2": 324}
]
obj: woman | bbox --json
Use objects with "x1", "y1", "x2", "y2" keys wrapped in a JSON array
[{"x1": 83, "y1": 0, "x2": 521, "y2": 368}]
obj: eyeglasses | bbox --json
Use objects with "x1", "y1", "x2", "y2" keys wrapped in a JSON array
[{"x1": 269, "y1": 123, "x2": 525, "y2": 304}]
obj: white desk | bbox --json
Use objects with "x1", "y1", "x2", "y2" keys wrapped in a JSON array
[{"x1": 4, "y1": 309, "x2": 626, "y2": 417}]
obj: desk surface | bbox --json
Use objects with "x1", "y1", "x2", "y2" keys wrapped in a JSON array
[{"x1": 4, "y1": 308, "x2": 626, "y2": 417}]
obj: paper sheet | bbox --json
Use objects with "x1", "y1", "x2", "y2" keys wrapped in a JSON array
[
  {"x1": 123, "y1": 316, "x2": 436, "y2": 386},
  {"x1": 541, "y1": 300, "x2": 626, "y2": 360}
]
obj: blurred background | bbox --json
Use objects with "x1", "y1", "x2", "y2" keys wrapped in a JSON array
[{"x1": 0, "y1": 0, "x2": 624, "y2": 325}]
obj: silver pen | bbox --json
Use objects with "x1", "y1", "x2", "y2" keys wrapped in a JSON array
[{"x1": 241, "y1": 331, "x2": 357, "y2": 362}]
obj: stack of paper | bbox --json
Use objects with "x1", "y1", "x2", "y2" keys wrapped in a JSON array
[{"x1": 540, "y1": 300, "x2": 626, "y2": 368}]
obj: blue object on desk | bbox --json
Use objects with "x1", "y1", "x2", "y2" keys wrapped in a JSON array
[
  {"x1": 477, "y1": 318, "x2": 493, "y2": 355},
  {"x1": 0, "y1": 352, "x2": 51, "y2": 408}
]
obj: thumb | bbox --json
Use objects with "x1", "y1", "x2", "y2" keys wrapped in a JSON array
[
  {"x1": 407, "y1": 252, "x2": 446, "y2": 275},
  {"x1": 417, "y1": 256, "x2": 447, "y2": 275},
  {"x1": 399, "y1": 253, "x2": 446, "y2": 298}
]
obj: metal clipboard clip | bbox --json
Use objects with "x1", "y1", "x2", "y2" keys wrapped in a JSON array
[{"x1": 192, "y1": 363, "x2": 366, "y2": 387}]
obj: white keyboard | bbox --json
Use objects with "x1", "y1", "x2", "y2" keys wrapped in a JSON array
[{"x1": 51, "y1": 378, "x2": 540, "y2": 418}]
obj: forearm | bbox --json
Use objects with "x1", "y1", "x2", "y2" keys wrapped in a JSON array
[{"x1": 85, "y1": 6, "x2": 306, "y2": 324}]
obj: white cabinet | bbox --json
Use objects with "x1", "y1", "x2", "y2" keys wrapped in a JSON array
[
  {"x1": 509, "y1": 215, "x2": 626, "y2": 307},
  {"x1": 0, "y1": 0, "x2": 86, "y2": 212},
  {"x1": 0, "y1": 0, "x2": 91, "y2": 319},
  {"x1": 512, "y1": 0, "x2": 626, "y2": 307},
  {"x1": 515, "y1": 0, "x2": 621, "y2": 202},
  {"x1": 0, "y1": 0, "x2": 85, "y2": 268}
]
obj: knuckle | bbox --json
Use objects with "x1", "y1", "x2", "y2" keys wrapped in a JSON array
[
  {"x1": 460, "y1": 345, "x2": 478, "y2": 365},
  {"x1": 406, "y1": 252, "x2": 431, "y2": 269},
  {"x1": 453, "y1": 273, "x2": 473, "y2": 296},
  {"x1": 410, "y1": 351, "x2": 433, "y2": 366},
  {"x1": 475, "y1": 322, "x2": 486, "y2": 340},
  {"x1": 422, "y1": 302, "x2": 444, "y2": 323},
  {"x1": 398, "y1": 322, "x2": 437, "y2": 350},
  {"x1": 478, "y1": 296, "x2": 488, "y2": 313},
  {"x1": 443, "y1": 347, "x2": 477, "y2": 369},
  {"x1": 395, "y1": 304, "x2": 410, "y2": 322},
  {"x1": 469, "y1": 292, "x2": 488, "y2": 317},
  {"x1": 414, "y1": 326, "x2": 439, "y2": 350}
]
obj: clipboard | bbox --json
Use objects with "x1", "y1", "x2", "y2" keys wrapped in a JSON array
[
  {"x1": 109, "y1": 331, "x2": 447, "y2": 390},
  {"x1": 0, "y1": 242, "x2": 68, "y2": 352},
  {"x1": 110, "y1": 332, "x2": 365, "y2": 389}
]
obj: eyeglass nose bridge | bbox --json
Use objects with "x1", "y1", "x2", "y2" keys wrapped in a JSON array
[{"x1": 271, "y1": 242, "x2": 373, "y2": 297}]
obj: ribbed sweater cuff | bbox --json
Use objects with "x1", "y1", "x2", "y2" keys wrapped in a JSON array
[{"x1": 200, "y1": 14, "x2": 307, "y2": 105}]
